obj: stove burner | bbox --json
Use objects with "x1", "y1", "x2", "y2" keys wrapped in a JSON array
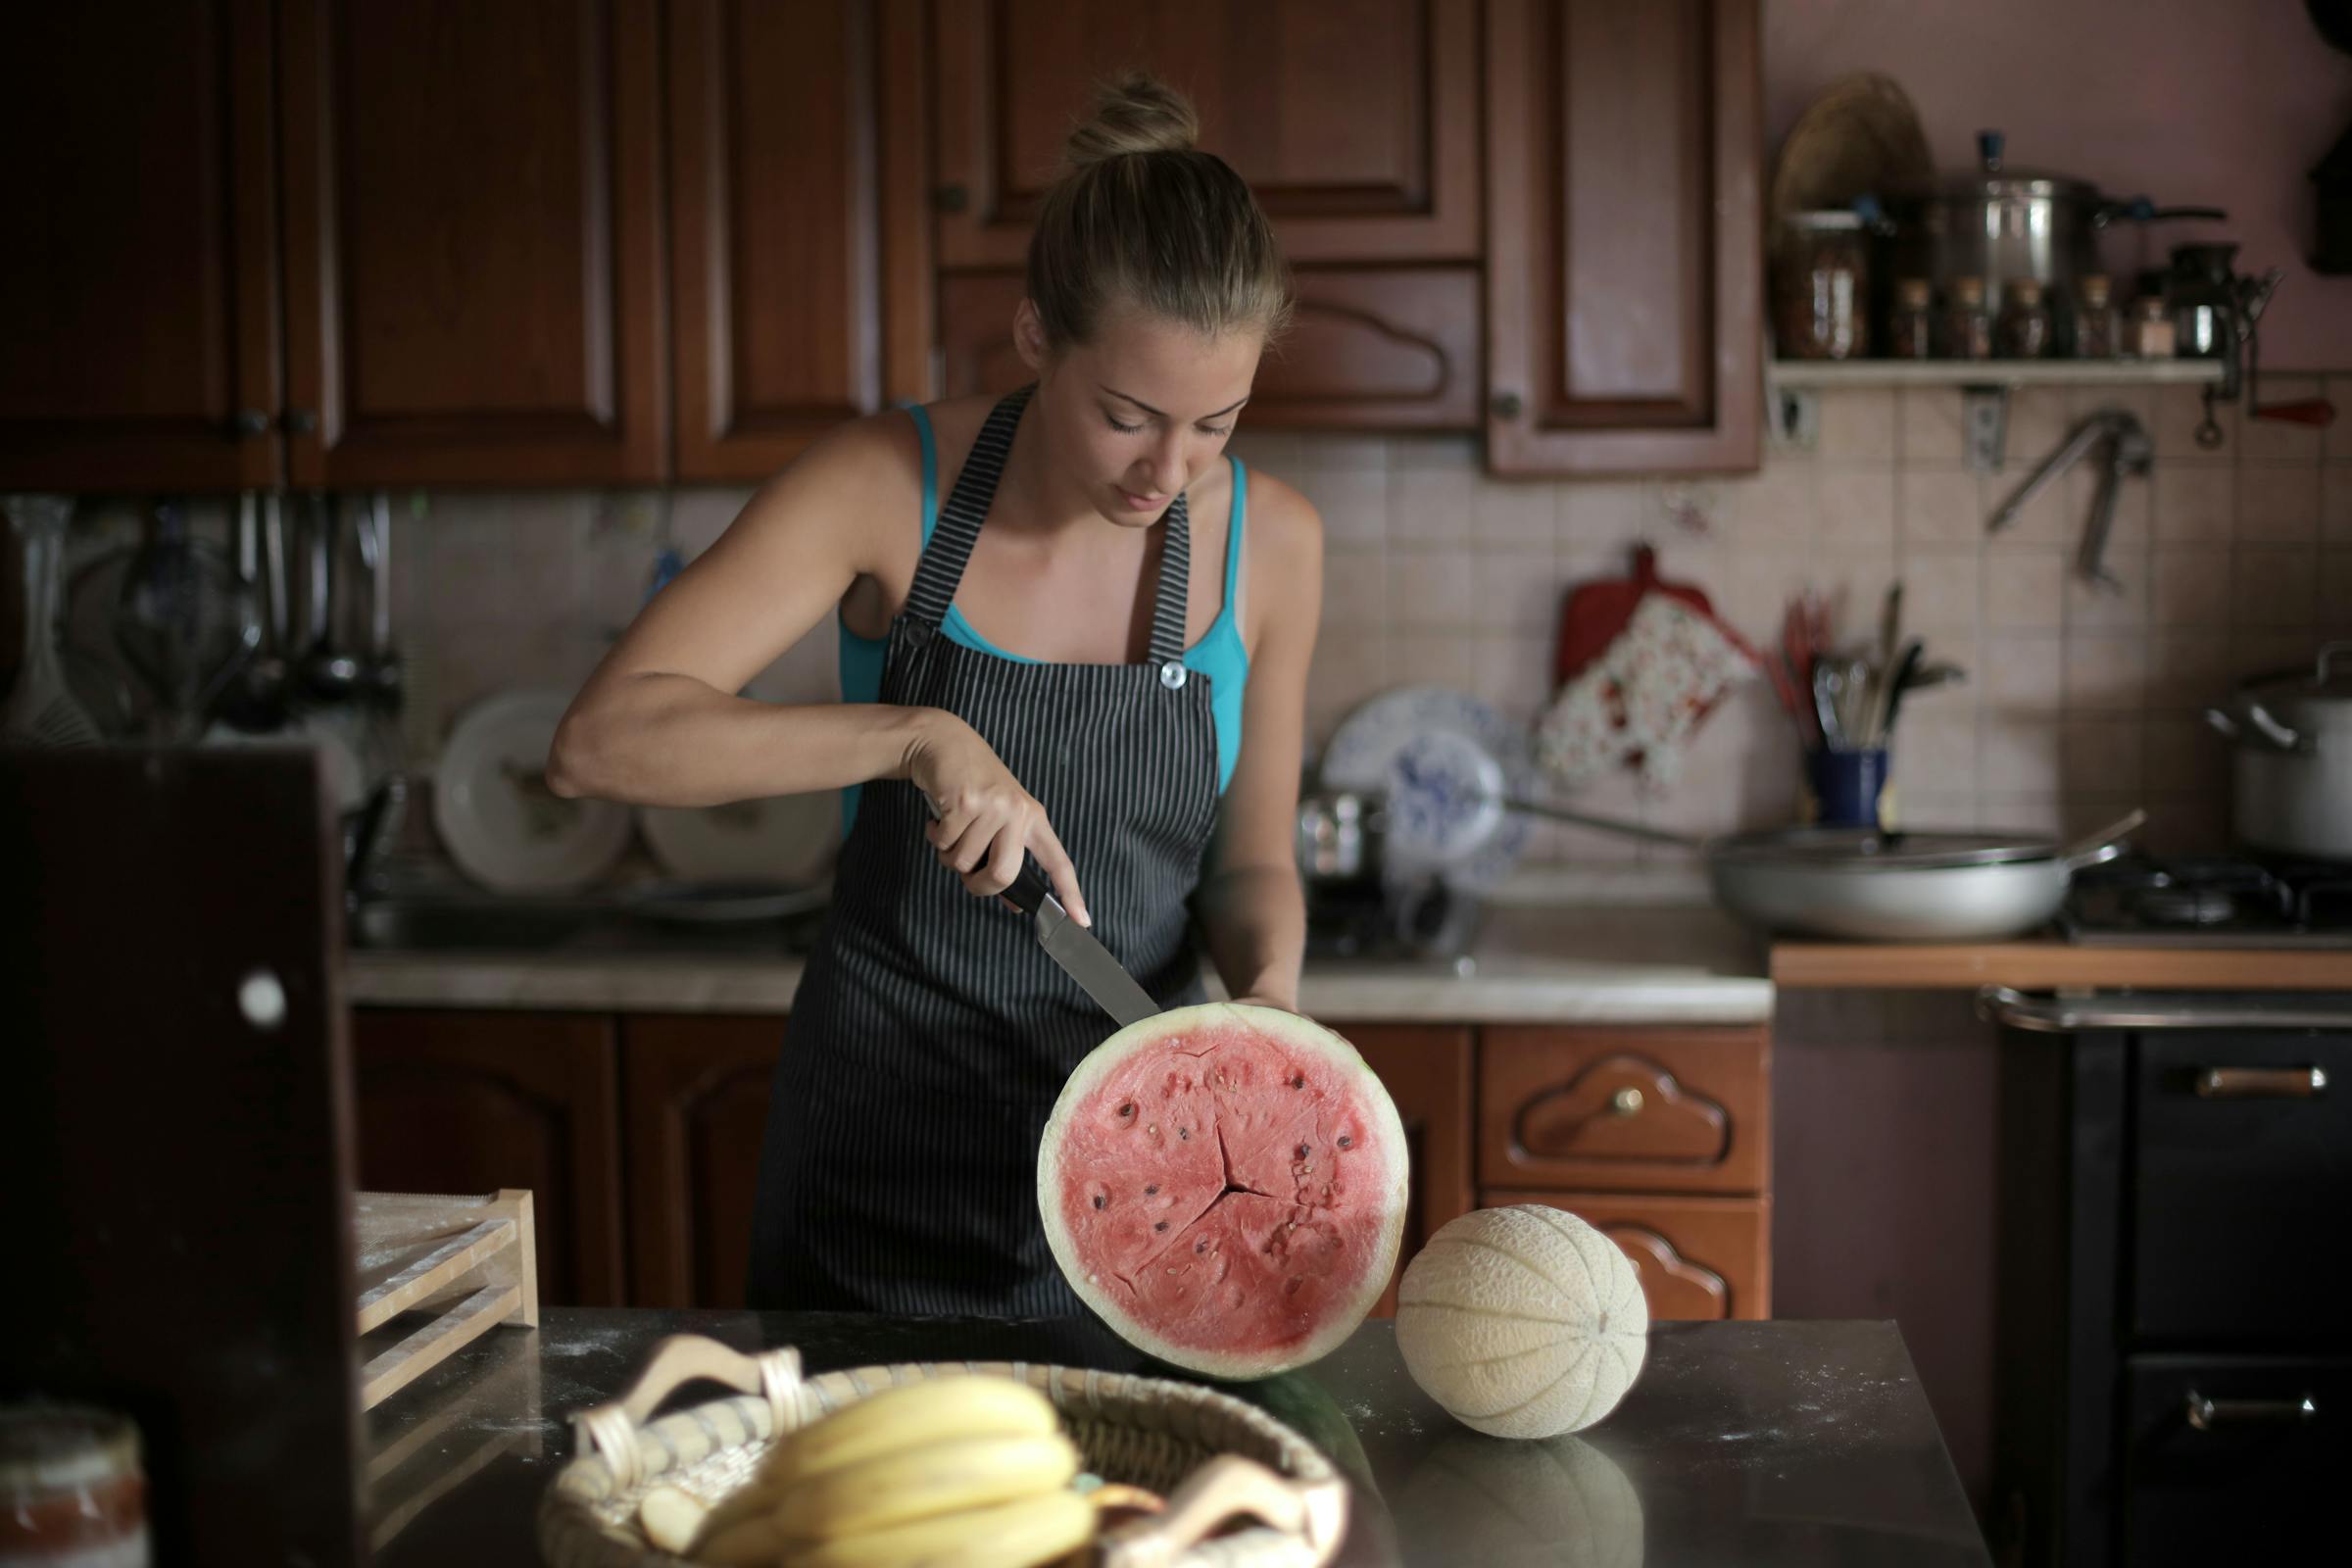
[{"x1": 2133, "y1": 884, "x2": 2241, "y2": 926}]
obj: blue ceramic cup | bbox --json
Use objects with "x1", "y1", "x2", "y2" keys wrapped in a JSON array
[{"x1": 1805, "y1": 748, "x2": 1887, "y2": 829}]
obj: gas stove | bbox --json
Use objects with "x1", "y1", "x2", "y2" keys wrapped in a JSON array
[{"x1": 2061, "y1": 853, "x2": 2352, "y2": 948}]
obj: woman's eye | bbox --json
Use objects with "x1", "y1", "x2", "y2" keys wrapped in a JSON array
[
  {"x1": 1199, "y1": 425, "x2": 1230, "y2": 438},
  {"x1": 1104, "y1": 412, "x2": 1147, "y2": 434}
]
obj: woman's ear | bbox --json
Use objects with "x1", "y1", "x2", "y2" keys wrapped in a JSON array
[{"x1": 1012, "y1": 299, "x2": 1050, "y2": 373}]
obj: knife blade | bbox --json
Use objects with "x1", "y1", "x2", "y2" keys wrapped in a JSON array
[{"x1": 1005, "y1": 861, "x2": 1158, "y2": 1027}]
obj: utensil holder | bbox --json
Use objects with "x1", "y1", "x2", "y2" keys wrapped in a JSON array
[{"x1": 1803, "y1": 747, "x2": 1887, "y2": 828}]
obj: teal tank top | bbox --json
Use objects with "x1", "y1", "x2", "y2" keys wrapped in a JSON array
[{"x1": 840, "y1": 405, "x2": 1250, "y2": 828}]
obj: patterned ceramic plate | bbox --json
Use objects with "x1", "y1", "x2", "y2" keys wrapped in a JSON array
[
  {"x1": 1319, "y1": 686, "x2": 1535, "y2": 889},
  {"x1": 639, "y1": 791, "x2": 838, "y2": 886},
  {"x1": 433, "y1": 689, "x2": 632, "y2": 894}
]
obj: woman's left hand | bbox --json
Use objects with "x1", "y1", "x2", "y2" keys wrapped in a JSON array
[{"x1": 1230, "y1": 993, "x2": 1297, "y2": 1012}]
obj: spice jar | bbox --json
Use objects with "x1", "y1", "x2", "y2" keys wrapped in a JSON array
[
  {"x1": 1996, "y1": 278, "x2": 2052, "y2": 359},
  {"x1": 1887, "y1": 278, "x2": 1935, "y2": 359},
  {"x1": 2072, "y1": 274, "x2": 2120, "y2": 359},
  {"x1": 0, "y1": 1405, "x2": 150, "y2": 1566},
  {"x1": 1772, "y1": 212, "x2": 1869, "y2": 360},
  {"x1": 1942, "y1": 276, "x2": 1993, "y2": 360},
  {"x1": 2125, "y1": 295, "x2": 2177, "y2": 358}
]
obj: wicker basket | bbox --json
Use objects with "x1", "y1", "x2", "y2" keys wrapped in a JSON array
[{"x1": 538, "y1": 1335, "x2": 1348, "y2": 1568}]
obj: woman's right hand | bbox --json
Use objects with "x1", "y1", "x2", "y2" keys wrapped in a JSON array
[{"x1": 906, "y1": 713, "x2": 1090, "y2": 927}]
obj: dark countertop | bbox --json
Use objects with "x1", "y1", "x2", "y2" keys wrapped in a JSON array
[{"x1": 367, "y1": 1309, "x2": 1988, "y2": 1568}]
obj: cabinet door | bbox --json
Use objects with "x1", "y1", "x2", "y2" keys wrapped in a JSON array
[
  {"x1": 1484, "y1": 0, "x2": 1761, "y2": 473},
  {"x1": 939, "y1": 269, "x2": 1481, "y2": 430},
  {"x1": 352, "y1": 1009, "x2": 626, "y2": 1307},
  {"x1": 1348, "y1": 1025, "x2": 1475, "y2": 1318},
  {"x1": 1487, "y1": 1192, "x2": 1771, "y2": 1321},
  {"x1": 276, "y1": 0, "x2": 666, "y2": 485},
  {"x1": 933, "y1": 0, "x2": 1479, "y2": 267},
  {"x1": 669, "y1": 0, "x2": 933, "y2": 480},
  {"x1": 620, "y1": 1015, "x2": 783, "y2": 1311},
  {"x1": 1479, "y1": 1026, "x2": 1770, "y2": 1195},
  {"x1": 0, "y1": 0, "x2": 281, "y2": 491}
]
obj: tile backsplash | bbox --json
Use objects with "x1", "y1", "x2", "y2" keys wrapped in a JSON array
[{"x1": 389, "y1": 376, "x2": 2352, "y2": 864}]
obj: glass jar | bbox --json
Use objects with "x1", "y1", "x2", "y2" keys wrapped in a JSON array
[
  {"x1": 1996, "y1": 278, "x2": 2052, "y2": 359},
  {"x1": 2072, "y1": 273, "x2": 2120, "y2": 359},
  {"x1": 0, "y1": 1405, "x2": 150, "y2": 1567},
  {"x1": 1942, "y1": 276, "x2": 1993, "y2": 360},
  {"x1": 1772, "y1": 212, "x2": 1869, "y2": 360},
  {"x1": 1887, "y1": 277, "x2": 1935, "y2": 359},
  {"x1": 2125, "y1": 294, "x2": 2177, "y2": 358}
]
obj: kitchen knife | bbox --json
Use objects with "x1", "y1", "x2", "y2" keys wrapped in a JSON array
[{"x1": 1005, "y1": 861, "x2": 1158, "y2": 1027}]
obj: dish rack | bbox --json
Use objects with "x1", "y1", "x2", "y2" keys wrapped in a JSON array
[{"x1": 354, "y1": 1189, "x2": 539, "y2": 1410}]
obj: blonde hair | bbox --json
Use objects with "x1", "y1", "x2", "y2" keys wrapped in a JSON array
[{"x1": 1027, "y1": 74, "x2": 1290, "y2": 350}]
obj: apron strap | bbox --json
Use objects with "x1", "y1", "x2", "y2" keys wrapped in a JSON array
[
  {"x1": 901, "y1": 384, "x2": 1032, "y2": 627},
  {"x1": 1146, "y1": 491, "x2": 1192, "y2": 668}
]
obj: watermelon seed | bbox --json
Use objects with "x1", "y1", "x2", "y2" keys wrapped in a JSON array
[
  {"x1": 1153, "y1": 1221, "x2": 1168, "y2": 1232},
  {"x1": 1178, "y1": 1127, "x2": 1190, "y2": 1140},
  {"x1": 1290, "y1": 1074, "x2": 1304, "y2": 1089},
  {"x1": 1296, "y1": 1144, "x2": 1309, "y2": 1160},
  {"x1": 1145, "y1": 1184, "x2": 1157, "y2": 1195},
  {"x1": 1337, "y1": 1136, "x2": 1351, "y2": 1149},
  {"x1": 1118, "y1": 1102, "x2": 1135, "y2": 1118},
  {"x1": 1195, "y1": 1238, "x2": 1207, "y2": 1253},
  {"x1": 1092, "y1": 1194, "x2": 1105, "y2": 1209}
]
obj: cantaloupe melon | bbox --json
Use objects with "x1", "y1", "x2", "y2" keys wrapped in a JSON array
[{"x1": 1394, "y1": 1204, "x2": 1648, "y2": 1439}]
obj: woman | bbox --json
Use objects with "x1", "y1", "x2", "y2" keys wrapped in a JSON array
[{"x1": 548, "y1": 74, "x2": 1323, "y2": 1314}]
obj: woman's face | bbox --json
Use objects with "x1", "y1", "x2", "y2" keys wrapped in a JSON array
[{"x1": 1016, "y1": 300, "x2": 1264, "y2": 528}]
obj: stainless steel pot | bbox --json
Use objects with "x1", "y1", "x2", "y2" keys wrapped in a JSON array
[
  {"x1": 2206, "y1": 643, "x2": 2352, "y2": 862},
  {"x1": 1503, "y1": 797, "x2": 2146, "y2": 942}
]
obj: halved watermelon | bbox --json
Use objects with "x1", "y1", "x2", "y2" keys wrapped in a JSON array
[{"x1": 1037, "y1": 1004, "x2": 1409, "y2": 1378}]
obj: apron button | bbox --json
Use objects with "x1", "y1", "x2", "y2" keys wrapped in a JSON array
[{"x1": 1160, "y1": 661, "x2": 1188, "y2": 690}]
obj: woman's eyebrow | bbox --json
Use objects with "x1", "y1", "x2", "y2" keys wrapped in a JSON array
[{"x1": 1100, "y1": 384, "x2": 1250, "y2": 420}]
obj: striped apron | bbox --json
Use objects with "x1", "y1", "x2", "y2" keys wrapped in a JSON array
[{"x1": 746, "y1": 385, "x2": 1220, "y2": 1315}]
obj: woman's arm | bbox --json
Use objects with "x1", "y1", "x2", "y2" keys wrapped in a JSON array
[
  {"x1": 1195, "y1": 475, "x2": 1323, "y2": 1009},
  {"x1": 546, "y1": 413, "x2": 1093, "y2": 922}
]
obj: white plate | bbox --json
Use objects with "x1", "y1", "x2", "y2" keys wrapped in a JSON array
[
  {"x1": 1319, "y1": 686, "x2": 1535, "y2": 889},
  {"x1": 639, "y1": 791, "x2": 838, "y2": 885},
  {"x1": 433, "y1": 689, "x2": 631, "y2": 894}
]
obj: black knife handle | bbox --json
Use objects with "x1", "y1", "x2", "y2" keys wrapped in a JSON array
[{"x1": 1005, "y1": 858, "x2": 1053, "y2": 914}]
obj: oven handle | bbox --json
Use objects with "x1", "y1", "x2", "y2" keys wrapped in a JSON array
[
  {"x1": 1979, "y1": 987, "x2": 2352, "y2": 1033},
  {"x1": 2185, "y1": 1391, "x2": 2319, "y2": 1431},
  {"x1": 2194, "y1": 1065, "x2": 2329, "y2": 1099}
]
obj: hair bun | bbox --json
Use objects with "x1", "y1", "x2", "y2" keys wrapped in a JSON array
[{"x1": 1064, "y1": 73, "x2": 1200, "y2": 167}]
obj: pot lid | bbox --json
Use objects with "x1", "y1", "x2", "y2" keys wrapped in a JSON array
[
  {"x1": 1893, "y1": 128, "x2": 2101, "y2": 204},
  {"x1": 2240, "y1": 642, "x2": 2352, "y2": 725},
  {"x1": 1711, "y1": 825, "x2": 2060, "y2": 870}
]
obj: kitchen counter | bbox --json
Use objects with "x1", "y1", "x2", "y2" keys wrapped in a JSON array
[
  {"x1": 367, "y1": 1308, "x2": 1987, "y2": 1568},
  {"x1": 346, "y1": 904, "x2": 1776, "y2": 1025},
  {"x1": 1772, "y1": 939, "x2": 2352, "y2": 991}
]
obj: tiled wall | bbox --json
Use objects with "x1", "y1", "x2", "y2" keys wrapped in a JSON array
[{"x1": 392, "y1": 374, "x2": 2352, "y2": 863}]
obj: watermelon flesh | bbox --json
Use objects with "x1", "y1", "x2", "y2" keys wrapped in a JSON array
[{"x1": 1038, "y1": 1004, "x2": 1409, "y2": 1379}]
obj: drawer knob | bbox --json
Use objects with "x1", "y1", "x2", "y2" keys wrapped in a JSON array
[
  {"x1": 2184, "y1": 1391, "x2": 2317, "y2": 1430},
  {"x1": 2193, "y1": 1065, "x2": 2328, "y2": 1100},
  {"x1": 1609, "y1": 1087, "x2": 1644, "y2": 1117}
]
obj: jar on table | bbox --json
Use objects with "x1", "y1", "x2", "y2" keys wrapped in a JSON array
[
  {"x1": 1942, "y1": 276, "x2": 1993, "y2": 360},
  {"x1": 2124, "y1": 294, "x2": 2177, "y2": 358},
  {"x1": 1996, "y1": 278, "x2": 2052, "y2": 359},
  {"x1": 2072, "y1": 273, "x2": 2120, "y2": 358},
  {"x1": 1887, "y1": 277, "x2": 1935, "y2": 359},
  {"x1": 0, "y1": 1405, "x2": 150, "y2": 1567},
  {"x1": 1772, "y1": 211, "x2": 1870, "y2": 360}
]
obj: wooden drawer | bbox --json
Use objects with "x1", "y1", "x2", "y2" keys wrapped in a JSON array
[
  {"x1": 1482, "y1": 1192, "x2": 1771, "y2": 1322},
  {"x1": 1479, "y1": 1026, "x2": 1769, "y2": 1194}
]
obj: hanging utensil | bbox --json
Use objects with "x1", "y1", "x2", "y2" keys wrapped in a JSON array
[
  {"x1": 357, "y1": 490, "x2": 403, "y2": 708},
  {"x1": 110, "y1": 501, "x2": 261, "y2": 740},
  {"x1": 217, "y1": 491, "x2": 296, "y2": 734},
  {"x1": 299, "y1": 493, "x2": 363, "y2": 702},
  {"x1": 1, "y1": 494, "x2": 104, "y2": 748}
]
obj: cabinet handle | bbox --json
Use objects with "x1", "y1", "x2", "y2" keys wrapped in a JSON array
[
  {"x1": 283, "y1": 409, "x2": 319, "y2": 435},
  {"x1": 2184, "y1": 1391, "x2": 2317, "y2": 1431},
  {"x1": 1608, "y1": 1087, "x2": 1644, "y2": 1117},
  {"x1": 231, "y1": 408, "x2": 270, "y2": 437},
  {"x1": 935, "y1": 184, "x2": 969, "y2": 214},
  {"x1": 1491, "y1": 390, "x2": 1524, "y2": 420},
  {"x1": 2193, "y1": 1066, "x2": 2328, "y2": 1100}
]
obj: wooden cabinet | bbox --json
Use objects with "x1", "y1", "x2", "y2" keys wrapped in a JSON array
[
  {"x1": 1348, "y1": 1026, "x2": 1476, "y2": 1317},
  {"x1": 1476, "y1": 1024, "x2": 1772, "y2": 1319},
  {"x1": 275, "y1": 0, "x2": 666, "y2": 486},
  {"x1": 0, "y1": 0, "x2": 282, "y2": 491},
  {"x1": 931, "y1": 0, "x2": 1480, "y2": 267},
  {"x1": 938, "y1": 270, "x2": 1482, "y2": 430},
  {"x1": 1486, "y1": 1191, "x2": 1771, "y2": 1321},
  {"x1": 620, "y1": 1015, "x2": 782, "y2": 1310},
  {"x1": 350, "y1": 1009, "x2": 627, "y2": 1307},
  {"x1": 1483, "y1": 0, "x2": 1762, "y2": 473},
  {"x1": 667, "y1": 0, "x2": 932, "y2": 480}
]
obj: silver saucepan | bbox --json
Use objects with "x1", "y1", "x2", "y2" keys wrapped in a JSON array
[{"x1": 1503, "y1": 800, "x2": 2148, "y2": 942}]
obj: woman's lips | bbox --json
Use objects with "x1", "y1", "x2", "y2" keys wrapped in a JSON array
[{"x1": 1118, "y1": 488, "x2": 1166, "y2": 513}]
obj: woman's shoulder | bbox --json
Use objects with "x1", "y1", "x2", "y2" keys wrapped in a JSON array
[{"x1": 1234, "y1": 463, "x2": 1322, "y2": 573}]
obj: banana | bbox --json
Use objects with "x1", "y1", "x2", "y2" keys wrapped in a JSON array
[
  {"x1": 788, "y1": 1489, "x2": 1097, "y2": 1568},
  {"x1": 760, "y1": 1377, "x2": 1061, "y2": 1490},
  {"x1": 772, "y1": 1433, "x2": 1081, "y2": 1540},
  {"x1": 692, "y1": 1511, "x2": 786, "y2": 1566},
  {"x1": 636, "y1": 1485, "x2": 709, "y2": 1553},
  {"x1": 691, "y1": 1479, "x2": 783, "y2": 1548}
]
